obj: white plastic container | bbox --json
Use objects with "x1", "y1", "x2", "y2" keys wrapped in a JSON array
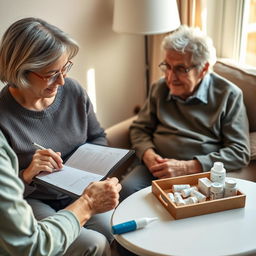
[
  {"x1": 181, "y1": 186, "x2": 198, "y2": 198},
  {"x1": 167, "y1": 192, "x2": 175, "y2": 202},
  {"x1": 210, "y1": 162, "x2": 226, "y2": 184},
  {"x1": 184, "y1": 196, "x2": 198, "y2": 205},
  {"x1": 198, "y1": 177, "x2": 212, "y2": 197},
  {"x1": 224, "y1": 178, "x2": 237, "y2": 197},
  {"x1": 191, "y1": 190, "x2": 206, "y2": 202},
  {"x1": 210, "y1": 182, "x2": 224, "y2": 200},
  {"x1": 174, "y1": 192, "x2": 185, "y2": 206},
  {"x1": 172, "y1": 184, "x2": 190, "y2": 192}
]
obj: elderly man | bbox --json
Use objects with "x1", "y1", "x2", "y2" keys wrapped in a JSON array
[{"x1": 120, "y1": 25, "x2": 250, "y2": 200}]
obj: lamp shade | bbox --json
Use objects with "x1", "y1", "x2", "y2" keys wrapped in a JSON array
[{"x1": 113, "y1": 0, "x2": 181, "y2": 35}]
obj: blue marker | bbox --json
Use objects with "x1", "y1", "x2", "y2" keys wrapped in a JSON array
[{"x1": 112, "y1": 217, "x2": 158, "y2": 234}]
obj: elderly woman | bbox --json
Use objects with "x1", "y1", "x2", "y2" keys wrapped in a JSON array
[
  {"x1": 0, "y1": 17, "x2": 114, "y2": 255},
  {"x1": 120, "y1": 25, "x2": 250, "y2": 200}
]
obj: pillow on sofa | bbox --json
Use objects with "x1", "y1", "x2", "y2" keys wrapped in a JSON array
[
  {"x1": 250, "y1": 132, "x2": 256, "y2": 160},
  {"x1": 213, "y1": 59, "x2": 256, "y2": 132}
]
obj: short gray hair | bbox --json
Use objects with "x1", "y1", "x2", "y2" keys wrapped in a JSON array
[
  {"x1": 162, "y1": 25, "x2": 216, "y2": 70},
  {"x1": 0, "y1": 17, "x2": 79, "y2": 88}
]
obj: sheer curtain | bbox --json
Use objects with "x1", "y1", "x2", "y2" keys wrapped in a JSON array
[{"x1": 149, "y1": 0, "x2": 205, "y2": 86}]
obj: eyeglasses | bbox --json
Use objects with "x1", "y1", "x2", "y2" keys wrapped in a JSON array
[
  {"x1": 158, "y1": 62, "x2": 198, "y2": 76},
  {"x1": 30, "y1": 61, "x2": 73, "y2": 85}
]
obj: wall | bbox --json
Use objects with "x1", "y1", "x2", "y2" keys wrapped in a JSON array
[{"x1": 0, "y1": 0, "x2": 146, "y2": 128}]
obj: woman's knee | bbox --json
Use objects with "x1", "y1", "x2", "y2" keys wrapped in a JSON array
[
  {"x1": 26, "y1": 198, "x2": 56, "y2": 220},
  {"x1": 85, "y1": 211, "x2": 113, "y2": 243},
  {"x1": 64, "y1": 228, "x2": 111, "y2": 256}
]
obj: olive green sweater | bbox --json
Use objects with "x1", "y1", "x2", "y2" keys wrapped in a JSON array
[
  {"x1": 0, "y1": 131, "x2": 80, "y2": 256},
  {"x1": 130, "y1": 73, "x2": 250, "y2": 171}
]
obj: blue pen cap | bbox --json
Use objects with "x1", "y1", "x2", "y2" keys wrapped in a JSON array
[{"x1": 112, "y1": 220, "x2": 137, "y2": 234}]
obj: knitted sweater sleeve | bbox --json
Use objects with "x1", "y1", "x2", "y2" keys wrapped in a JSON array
[{"x1": 0, "y1": 131, "x2": 81, "y2": 256}]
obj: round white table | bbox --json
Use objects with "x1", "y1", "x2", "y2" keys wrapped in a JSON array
[{"x1": 111, "y1": 178, "x2": 256, "y2": 256}]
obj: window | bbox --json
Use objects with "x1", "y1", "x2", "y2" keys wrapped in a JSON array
[
  {"x1": 241, "y1": 0, "x2": 256, "y2": 66},
  {"x1": 206, "y1": 0, "x2": 256, "y2": 68}
]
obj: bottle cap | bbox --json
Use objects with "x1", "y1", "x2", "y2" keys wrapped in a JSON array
[
  {"x1": 225, "y1": 178, "x2": 237, "y2": 188},
  {"x1": 213, "y1": 162, "x2": 224, "y2": 172},
  {"x1": 210, "y1": 182, "x2": 224, "y2": 192}
]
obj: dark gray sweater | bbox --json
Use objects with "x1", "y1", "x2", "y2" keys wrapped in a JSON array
[{"x1": 0, "y1": 78, "x2": 106, "y2": 199}]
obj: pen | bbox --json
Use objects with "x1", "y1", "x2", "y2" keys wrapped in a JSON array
[
  {"x1": 112, "y1": 217, "x2": 158, "y2": 234},
  {"x1": 32, "y1": 142, "x2": 46, "y2": 150},
  {"x1": 32, "y1": 142, "x2": 62, "y2": 171}
]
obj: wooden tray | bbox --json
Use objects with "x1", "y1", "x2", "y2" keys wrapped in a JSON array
[{"x1": 152, "y1": 172, "x2": 246, "y2": 219}]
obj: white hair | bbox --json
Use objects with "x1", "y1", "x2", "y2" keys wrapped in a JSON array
[{"x1": 162, "y1": 25, "x2": 216, "y2": 70}]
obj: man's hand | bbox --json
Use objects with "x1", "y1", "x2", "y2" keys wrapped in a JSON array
[
  {"x1": 142, "y1": 148, "x2": 168, "y2": 169},
  {"x1": 149, "y1": 159, "x2": 202, "y2": 179}
]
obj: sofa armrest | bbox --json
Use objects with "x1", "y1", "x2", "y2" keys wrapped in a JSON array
[{"x1": 105, "y1": 116, "x2": 137, "y2": 149}]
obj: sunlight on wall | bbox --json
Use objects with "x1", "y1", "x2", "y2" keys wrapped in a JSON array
[{"x1": 87, "y1": 68, "x2": 97, "y2": 113}]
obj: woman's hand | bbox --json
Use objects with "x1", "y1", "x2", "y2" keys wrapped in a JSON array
[
  {"x1": 22, "y1": 149, "x2": 63, "y2": 184},
  {"x1": 82, "y1": 177, "x2": 121, "y2": 215},
  {"x1": 66, "y1": 177, "x2": 122, "y2": 226}
]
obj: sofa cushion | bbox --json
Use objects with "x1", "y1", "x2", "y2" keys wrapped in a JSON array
[
  {"x1": 106, "y1": 116, "x2": 137, "y2": 148},
  {"x1": 213, "y1": 59, "x2": 256, "y2": 132}
]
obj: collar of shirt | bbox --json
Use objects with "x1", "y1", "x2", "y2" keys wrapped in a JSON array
[{"x1": 167, "y1": 73, "x2": 210, "y2": 104}]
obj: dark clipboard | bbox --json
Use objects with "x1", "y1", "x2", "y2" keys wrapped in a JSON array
[{"x1": 34, "y1": 144, "x2": 135, "y2": 199}]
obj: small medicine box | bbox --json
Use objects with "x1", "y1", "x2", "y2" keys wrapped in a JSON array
[{"x1": 152, "y1": 172, "x2": 246, "y2": 220}]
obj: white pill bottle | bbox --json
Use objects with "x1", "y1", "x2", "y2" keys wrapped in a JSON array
[{"x1": 210, "y1": 162, "x2": 226, "y2": 184}]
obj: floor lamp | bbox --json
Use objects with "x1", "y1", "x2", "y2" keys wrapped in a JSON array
[{"x1": 113, "y1": 0, "x2": 180, "y2": 96}]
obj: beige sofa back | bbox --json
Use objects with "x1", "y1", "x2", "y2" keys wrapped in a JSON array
[{"x1": 213, "y1": 60, "x2": 256, "y2": 132}]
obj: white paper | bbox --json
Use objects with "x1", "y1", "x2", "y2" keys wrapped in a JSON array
[
  {"x1": 36, "y1": 143, "x2": 131, "y2": 196},
  {"x1": 65, "y1": 143, "x2": 129, "y2": 175},
  {"x1": 37, "y1": 165, "x2": 102, "y2": 196}
]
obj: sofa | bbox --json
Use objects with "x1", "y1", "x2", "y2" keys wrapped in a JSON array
[{"x1": 106, "y1": 59, "x2": 256, "y2": 182}]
